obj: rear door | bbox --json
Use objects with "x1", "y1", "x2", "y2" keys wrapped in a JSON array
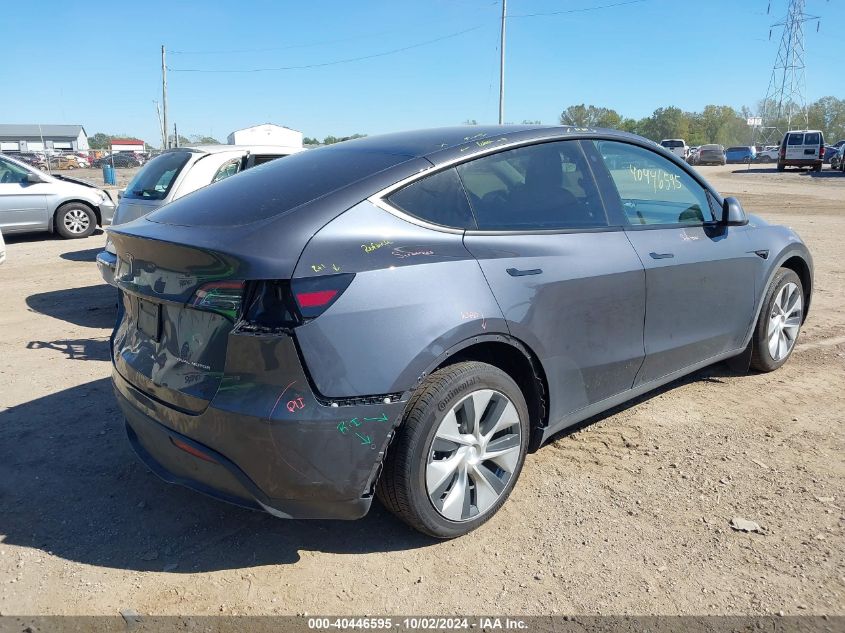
[
  {"x1": 460, "y1": 140, "x2": 646, "y2": 424},
  {"x1": 590, "y1": 139, "x2": 758, "y2": 385},
  {"x1": 785, "y1": 133, "x2": 807, "y2": 162}
]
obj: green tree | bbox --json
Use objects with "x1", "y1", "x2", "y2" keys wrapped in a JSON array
[
  {"x1": 303, "y1": 136, "x2": 320, "y2": 145},
  {"x1": 521, "y1": 119, "x2": 542, "y2": 125},
  {"x1": 89, "y1": 133, "x2": 112, "y2": 149},
  {"x1": 559, "y1": 104, "x2": 621, "y2": 128},
  {"x1": 463, "y1": 119, "x2": 478, "y2": 125}
]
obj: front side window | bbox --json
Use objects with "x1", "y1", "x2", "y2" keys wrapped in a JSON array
[
  {"x1": 124, "y1": 151, "x2": 192, "y2": 201},
  {"x1": 456, "y1": 141, "x2": 608, "y2": 231},
  {"x1": 593, "y1": 140, "x2": 716, "y2": 226},
  {"x1": 387, "y1": 168, "x2": 475, "y2": 229},
  {"x1": 0, "y1": 157, "x2": 30, "y2": 184},
  {"x1": 212, "y1": 159, "x2": 241, "y2": 183}
]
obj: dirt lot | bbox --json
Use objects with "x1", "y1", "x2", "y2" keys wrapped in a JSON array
[{"x1": 0, "y1": 165, "x2": 843, "y2": 617}]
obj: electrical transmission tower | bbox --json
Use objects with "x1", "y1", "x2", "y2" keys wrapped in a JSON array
[{"x1": 757, "y1": 0, "x2": 820, "y2": 145}]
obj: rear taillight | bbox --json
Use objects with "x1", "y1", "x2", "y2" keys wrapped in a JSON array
[
  {"x1": 236, "y1": 273, "x2": 355, "y2": 333},
  {"x1": 190, "y1": 280, "x2": 245, "y2": 320},
  {"x1": 292, "y1": 273, "x2": 355, "y2": 319}
]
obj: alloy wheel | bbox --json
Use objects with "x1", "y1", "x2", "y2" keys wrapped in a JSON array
[
  {"x1": 426, "y1": 389, "x2": 522, "y2": 522},
  {"x1": 63, "y1": 208, "x2": 91, "y2": 235},
  {"x1": 768, "y1": 281, "x2": 802, "y2": 361}
]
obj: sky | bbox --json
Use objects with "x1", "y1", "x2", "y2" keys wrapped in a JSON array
[{"x1": 2, "y1": 0, "x2": 842, "y2": 147}]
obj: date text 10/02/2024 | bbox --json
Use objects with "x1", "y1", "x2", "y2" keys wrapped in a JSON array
[{"x1": 307, "y1": 617, "x2": 528, "y2": 630}]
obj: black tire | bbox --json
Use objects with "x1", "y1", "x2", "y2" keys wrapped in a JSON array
[
  {"x1": 812, "y1": 163, "x2": 822, "y2": 173},
  {"x1": 55, "y1": 202, "x2": 97, "y2": 239},
  {"x1": 777, "y1": 162, "x2": 785, "y2": 172},
  {"x1": 750, "y1": 268, "x2": 804, "y2": 372},
  {"x1": 377, "y1": 361, "x2": 530, "y2": 538}
]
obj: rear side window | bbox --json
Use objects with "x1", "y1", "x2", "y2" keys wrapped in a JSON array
[
  {"x1": 212, "y1": 158, "x2": 241, "y2": 183},
  {"x1": 124, "y1": 152, "x2": 191, "y2": 201},
  {"x1": 804, "y1": 132, "x2": 820, "y2": 145},
  {"x1": 787, "y1": 134, "x2": 805, "y2": 146},
  {"x1": 387, "y1": 168, "x2": 476, "y2": 229},
  {"x1": 593, "y1": 140, "x2": 716, "y2": 226},
  {"x1": 456, "y1": 141, "x2": 608, "y2": 231}
]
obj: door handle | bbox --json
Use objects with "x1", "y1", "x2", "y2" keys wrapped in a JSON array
[
  {"x1": 506, "y1": 267, "x2": 543, "y2": 277},
  {"x1": 649, "y1": 252, "x2": 675, "y2": 260}
]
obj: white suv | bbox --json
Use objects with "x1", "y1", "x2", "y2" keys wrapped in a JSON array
[{"x1": 97, "y1": 144, "x2": 303, "y2": 285}]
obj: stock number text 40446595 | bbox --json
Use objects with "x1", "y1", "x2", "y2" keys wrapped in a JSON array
[{"x1": 628, "y1": 164, "x2": 683, "y2": 193}]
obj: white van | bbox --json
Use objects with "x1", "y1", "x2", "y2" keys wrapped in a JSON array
[
  {"x1": 660, "y1": 139, "x2": 688, "y2": 160},
  {"x1": 778, "y1": 129, "x2": 824, "y2": 172}
]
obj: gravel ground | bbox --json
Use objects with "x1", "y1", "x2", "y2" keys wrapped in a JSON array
[{"x1": 0, "y1": 164, "x2": 843, "y2": 616}]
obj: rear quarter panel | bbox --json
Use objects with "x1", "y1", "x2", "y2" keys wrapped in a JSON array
[{"x1": 293, "y1": 200, "x2": 506, "y2": 398}]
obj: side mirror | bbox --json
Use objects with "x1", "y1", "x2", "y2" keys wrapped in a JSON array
[
  {"x1": 25, "y1": 172, "x2": 46, "y2": 184},
  {"x1": 722, "y1": 197, "x2": 748, "y2": 226},
  {"x1": 117, "y1": 189, "x2": 124, "y2": 200}
]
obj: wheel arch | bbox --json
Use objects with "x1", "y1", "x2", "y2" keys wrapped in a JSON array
[
  {"x1": 415, "y1": 334, "x2": 550, "y2": 452},
  {"x1": 50, "y1": 198, "x2": 101, "y2": 232},
  {"x1": 780, "y1": 254, "x2": 812, "y2": 321}
]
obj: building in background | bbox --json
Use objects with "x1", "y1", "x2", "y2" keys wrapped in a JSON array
[
  {"x1": 227, "y1": 123, "x2": 303, "y2": 147},
  {"x1": 0, "y1": 124, "x2": 88, "y2": 153},
  {"x1": 110, "y1": 138, "x2": 146, "y2": 153}
]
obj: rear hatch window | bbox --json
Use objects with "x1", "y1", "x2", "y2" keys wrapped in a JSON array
[
  {"x1": 804, "y1": 132, "x2": 820, "y2": 145},
  {"x1": 147, "y1": 147, "x2": 410, "y2": 227},
  {"x1": 787, "y1": 134, "x2": 805, "y2": 146},
  {"x1": 123, "y1": 151, "x2": 192, "y2": 201},
  {"x1": 661, "y1": 140, "x2": 683, "y2": 148}
]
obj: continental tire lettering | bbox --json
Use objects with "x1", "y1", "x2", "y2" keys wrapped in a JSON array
[{"x1": 437, "y1": 376, "x2": 478, "y2": 412}]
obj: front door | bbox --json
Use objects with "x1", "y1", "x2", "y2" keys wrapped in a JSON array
[
  {"x1": 589, "y1": 139, "x2": 758, "y2": 385},
  {"x1": 459, "y1": 140, "x2": 646, "y2": 424},
  {"x1": 0, "y1": 157, "x2": 48, "y2": 232}
]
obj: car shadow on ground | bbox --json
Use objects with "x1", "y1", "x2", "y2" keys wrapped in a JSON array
[
  {"x1": 3, "y1": 230, "x2": 103, "y2": 245},
  {"x1": 59, "y1": 247, "x2": 101, "y2": 262},
  {"x1": 26, "y1": 284, "x2": 117, "y2": 329},
  {"x1": 730, "y1": 167, "x2": 777, "y2": 174},
  {"x1": 0, "y1": 378, "x2": 435, "y2": 573},
  {"x1": 797, "y1": 169, "x2": 844, "y2": 178},
  {"x1": 545, "y1": 361, "x2": 741, "y2": 445}
]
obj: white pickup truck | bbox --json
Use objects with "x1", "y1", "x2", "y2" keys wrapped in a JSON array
[{"x1": 659, "y1": 139, "x2": 688, "y2": 160}]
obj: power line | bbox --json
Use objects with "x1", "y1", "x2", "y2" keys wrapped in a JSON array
[
  {"x1": 168, "y1": 25, "x2": 484, "y2": 73},
  {"x1": 508, "y1": 0, "x2": 645, "y2": 19}
]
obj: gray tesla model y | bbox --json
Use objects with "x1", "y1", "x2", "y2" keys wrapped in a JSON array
[{"x1": 108, "y1": 126, "x2": 812, "y2": 538}]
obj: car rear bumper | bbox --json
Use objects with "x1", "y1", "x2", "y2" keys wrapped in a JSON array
[
  {"x1": 97, "y1": 250, "x2": 117, "y2": 286},
  {"x1": 112, "y1": 335, "x2": 408, "y2": 519},
  {"x1": 779, "y1": 159, "x2": 822, "y2": 167},
  {"x1": 98, "y1": 199, "x2": 116, "y2": 225}
]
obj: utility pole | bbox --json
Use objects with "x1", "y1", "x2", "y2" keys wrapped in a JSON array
[
  {"x1": 161, "y1": 45, "x2": 169, "y2": 149},
  {"x1": 498, "y1": 0, "x2": 507, "y2": 125}
]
